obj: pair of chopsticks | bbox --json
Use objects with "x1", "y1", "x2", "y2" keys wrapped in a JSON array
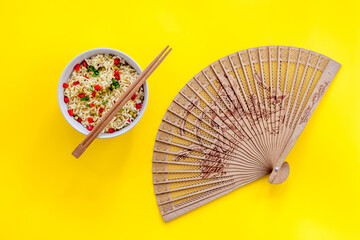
[{"x1": 72, "y1": 46, "x2": 172, "y2": 158}]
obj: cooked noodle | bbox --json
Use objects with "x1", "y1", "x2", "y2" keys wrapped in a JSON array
[{"x1": 64, "y1": 54, "x2": 144, "y2": 133}]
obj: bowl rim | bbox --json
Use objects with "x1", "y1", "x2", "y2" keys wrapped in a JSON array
[{"x1": 57, "y1": 48, "x2": 148, "y2": 139}]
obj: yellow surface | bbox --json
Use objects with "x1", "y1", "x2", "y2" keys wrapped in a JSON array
[{"x1": 1, "y1": 0, "x2": 360, "y2": 239}]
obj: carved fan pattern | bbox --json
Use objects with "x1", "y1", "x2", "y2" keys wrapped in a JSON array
[{"x1": 153, "y1": 46, "x2": 341, "y2": 222}]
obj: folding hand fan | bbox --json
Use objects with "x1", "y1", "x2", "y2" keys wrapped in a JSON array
[{"x1": 152, "y1": 46, "x2": 341, "y2": 222}]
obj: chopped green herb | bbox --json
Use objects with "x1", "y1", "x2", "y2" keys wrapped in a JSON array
[
  {"x1": 120, "y1": 108, "x2": 125, "y2": 112},
  {"x1": 87, "y1": 66, "x2": 99, "y2": 77},
  {"x1": 92, "y1": 71, "x2": 99, "y2": 77},
  {"x1": 80, "y1": 96, "x2": 89, "y2": 101},
  {"x1": 111, "y1": 78, "x2": 120, "y2": 89},
  {"x1": 90, "y1": 86, "x2": 94, "y2": 91},
  {"x1": 86, "y1": 104, "x2": 91, "y2": 107},
  {"x1": 102, "y1": 100, "x2": 108, "y2": 105}
]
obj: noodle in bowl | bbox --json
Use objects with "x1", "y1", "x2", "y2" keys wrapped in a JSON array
[{"x1": 58, "y1": 48, "x2": 148, "y2": 138}]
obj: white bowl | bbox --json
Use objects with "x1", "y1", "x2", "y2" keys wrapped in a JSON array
[{"x1": 58, "y1": 48, "x2": 148, "y2": 139}]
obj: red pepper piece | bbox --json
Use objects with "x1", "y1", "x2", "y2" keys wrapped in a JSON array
[
  {"x1": 95, "y1": 85, "x2": 101, "y2": 91},
  {"x1": 114, "y1": 69, "x2": 119, "y2": 75},
  {"x1": 92, "y1": 91, "x2": 96, "y2": 97},
  {"x1": 87, "y1": 118, "x2": 93, "y2": 123},
  {"x1": 81, "y1": 60, "x2": 88, "y2": 67},
  {"x1": 114, "y1": 74, "x2": 120, "y2": 80},
  {"x1": 73, "y1": 81, "x2": 79, "y2": 86},
  {"x1": 64, "y1": 96, "x2": 69, "y2": 103},
  {"x1": 78, "y1": 93, "x2": 85, "y2": 98},
  {"x1": 63, "y1": 83, "x2": 69, "y2": 88},
  {"x1": 87, "y1": 125, "x2": 94, "y2": 131},
  {"x1": 77, "y1": 118, "x2": 82, "y2": 123},
  {"x1": 108, "y1": 128, "x2": 115, "y2": 133},
  {"x1": 68, "y1": 109, "x2": 74, "y2": 116},
  {"x1": 131, "y1": 94, "x2": 137, "y2": 101},
  {"x1": 84, "y1": 75, "x2": 89, "y2": 79},
  {"x1": 127, "y1": 119, "x2": 130, "y2": 122},
  {"x1": 135, "y1": 103, "x2": 141, "y2": 110},
  {"x1": 114, "y1": 58, "x2": 120, "y2": 66},
  {"x1": 99, "y1": 108, "x2": 104, "y2": 113},
  {"x1": 74, "y1": 64, "x2": 80, "y2": 71},
  {"x1": 89, "y1": 103, "x2": 94, "y2": 107}
]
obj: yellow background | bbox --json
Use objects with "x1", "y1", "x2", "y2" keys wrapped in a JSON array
[{"x1": 1, "y1": 0, "x2": 360, "y2": 239}]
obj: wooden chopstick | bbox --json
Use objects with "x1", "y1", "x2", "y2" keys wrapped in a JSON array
[
  {"x1": 72, "y1": 46, "x2": 172, "y2": 158},
  {"x1": 72, "y1": 46, "x2": 171, "y2": 158},
  {"x1": 79, "y1": 45, "x2": 169, "y2": 143}
]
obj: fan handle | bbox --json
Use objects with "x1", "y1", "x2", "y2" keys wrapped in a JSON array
[{"x1": 268, "y1": 162, "x2": 290, "y2": 184}]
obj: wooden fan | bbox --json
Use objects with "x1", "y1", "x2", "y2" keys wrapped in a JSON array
[{"x1": 152, "y1": 46, "x2": 341, "y2": 222}]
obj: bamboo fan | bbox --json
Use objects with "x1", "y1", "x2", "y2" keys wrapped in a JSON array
[{"x1": 152, "y1": 46, "x2": 341, "y2": 222}]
